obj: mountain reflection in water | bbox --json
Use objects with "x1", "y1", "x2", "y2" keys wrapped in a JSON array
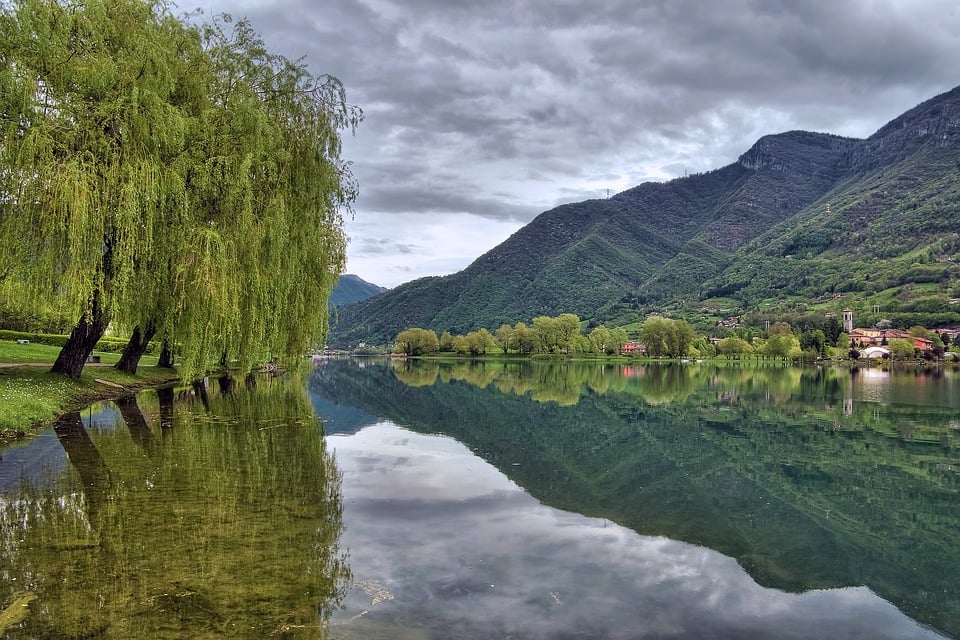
[{"x1": 311, "y1": 358, "x2": 959, "y2": 639}]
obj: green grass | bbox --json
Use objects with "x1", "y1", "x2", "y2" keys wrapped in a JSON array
[
  {"x1": 0, "y1": 371, "x2": 74, "y2": 430},
  {"x1": 0, "y1": 340, "x2": 69, "y2": 363},
  {"x1": 0, "y1": 339, "x2": 159, "y2": 366},
  {"x1": 0, "y1": 340, "x2": 176, "y2": 432}
]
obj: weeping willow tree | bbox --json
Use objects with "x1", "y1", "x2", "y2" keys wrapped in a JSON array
[
  {"x1": 0, "y1": 1, "x2": 359, "y2": 380},
  {"x1": 0, "y1": 0, "x2": 204, "y2": 378},
  {"x1": 151, "y1": 15, "x2": 358, "y2": 380}
]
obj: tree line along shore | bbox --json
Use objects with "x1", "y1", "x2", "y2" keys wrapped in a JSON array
[{"x1": 387, "y1": 312, "x2": 960, "y2": 362}]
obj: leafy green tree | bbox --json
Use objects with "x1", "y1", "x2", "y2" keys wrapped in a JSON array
[
  {"x1": 639, "y1": 316, "x2": 694, "y2": 358},
  {"x1": 908, "y1": 325, "x2": 933, "y2": 340},
  {"x1": 639, "y1": 317, "x2": 671, "y2": 357},
  {"x1": 393, "y1": 328, "x2": 439, "y2": 356},
  {"x1": 800, "y1": 329, "x2": 827, "y2": 357},
  {"x1": 0, "y1": 1, "x2": 359, "y2": 379},
  {"x1": 556, "y1": 313, "x2": 581, "y2": 353},
  {"x1": 762, "y1": 334, "x2": 802, "y2": 360},
  {"x1": 823, "y1": 316, "x2": 842, "y2": 345},
  {"x1": 589, "y1": 325, "x2": 611, "y2": 354},
  {"x1": 718, "y1": 337, "x2": 753, "y2": 359},
  {"x1": 570, "y1": 334, "x2": 591, "y2": 354},
  {"x1": 466, "y1": 328, "x2": 496, "y2": 356},
  {"x1": 692, "y1": 337, "x2": 716, "y2": 358},
  {"x1": 888, "y1": 338, "x2": 916, "y2": 360},
  {"x1": 451, "y1": 334, "x2": 469, "y2": 355},
  {"x1": 666, "y1": 320, "x2": 695, "y2": 358},
  {"x1": 532, "y1": 315, "x2": 560, "y2": 353},
  {"x1": 495, "y1": 324, "x2": 514, "y2": 354},
  {"x1": 439, "y1": 331, "x2": 454, "y2": 352},
  {"x1": 513, "y1": 322, "x2": 536, "y2": 354},
  {"x1": 0, "y1": 0, "x2": 207, "y2": 377},
  {"x1": 145, "y1": 15, "x2": 358, "y2": 379}
]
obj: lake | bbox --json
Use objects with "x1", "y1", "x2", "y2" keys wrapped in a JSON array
[{"x1": 1, "y1": 360, "x2": 958, "y2": 638}]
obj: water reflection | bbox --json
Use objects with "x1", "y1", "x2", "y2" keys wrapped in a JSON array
[
  {"x1": 0, "y1": 375, "x2": 348, "y2": 639},
  {"x1": 311, "y1": 358, "x2": 960, "y2": 638}
]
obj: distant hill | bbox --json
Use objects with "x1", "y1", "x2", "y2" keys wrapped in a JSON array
[
  {"x1": 330, "y1": 86, "x2": 960, "y2": 347},
  {"x1": 328, "y1": 274, "x2": 387, "y2": 308}
]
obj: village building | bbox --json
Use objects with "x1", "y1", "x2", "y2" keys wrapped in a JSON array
[
  {"x1": 846, "y1": 310, "x2": 935, "y2": 351},
  {"x1": 622, "y1": 341, "x2": 646, "y2": 355},
  {"x1": 843, "y1": 309, "x2": 933, "y2": 357},
  {"x1": 849, "y1": 327, "x2": 932, "y2": 350},
  {"x1": 849, "y1": 328, "x2": 933, "y2": 351}
]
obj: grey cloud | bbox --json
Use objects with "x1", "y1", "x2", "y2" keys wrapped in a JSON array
[
  {"x1": 360, "y1": 184, "x2": 542, "y2": 222},
  {"x1": 179, "y1": 0, "x2": 960, "y2": 286},
  {"x1": 351, "y1": 237, "x2": 419, "y2": 257}
]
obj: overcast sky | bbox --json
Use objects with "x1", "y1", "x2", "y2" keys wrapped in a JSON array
[{"x1": 181, "y1": 0, "x2": 960, "y2": 288}]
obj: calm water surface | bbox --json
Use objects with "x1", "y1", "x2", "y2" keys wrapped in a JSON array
[{"x1": 1, "y1": 360, "x2": 958, "y2": 639}]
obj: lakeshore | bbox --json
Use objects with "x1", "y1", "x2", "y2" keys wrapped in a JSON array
[
  {"x1": 5, "y1": 336, "x2": 958, "y2": 439},
  {"x1": 0, "y1": 341, "x2": 178, "y2": 436}
]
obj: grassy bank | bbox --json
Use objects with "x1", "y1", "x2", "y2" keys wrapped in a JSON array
[{"x1": 0, "y1": 340, "x2": 177, "y2": 435}]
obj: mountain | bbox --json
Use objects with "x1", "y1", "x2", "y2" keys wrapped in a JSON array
[
  {"x1": 329, "y1": 86, "x2": 960, "y2": 347},
  {"x1": 709, "y1": 89, "x2": 960, "y2": 306},
  {"x1": 327, "y1": 274, "x2": 387, "y2": 308}
]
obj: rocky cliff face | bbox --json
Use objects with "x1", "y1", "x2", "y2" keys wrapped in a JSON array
[
  {"x1": 737, "y1": 130, "x2": 859, "y2": 177},
  {"x1": 844, "y1": 85, "x2": 960, "y2": 171}
]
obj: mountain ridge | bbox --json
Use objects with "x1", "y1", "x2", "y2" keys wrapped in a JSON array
[
  {"x1": 328, "y1": 274, "x2": 387, "y2": 308},
  {"x1": 330, "y1": 85, "x2": 960, "y2": 346}
]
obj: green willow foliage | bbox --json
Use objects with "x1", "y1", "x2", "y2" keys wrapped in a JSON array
[
  {"x1": 0, "y1": 0, "x2": 195, "y2": 314},
  {"x1": 0, "y1": 0, "x2": 360, "y2": 379}
]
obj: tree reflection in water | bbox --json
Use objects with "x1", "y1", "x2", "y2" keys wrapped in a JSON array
[{"x1": 0, "y1": 374, "x2": 348, "y2": 639}]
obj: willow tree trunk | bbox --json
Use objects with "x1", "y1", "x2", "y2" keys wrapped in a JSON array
[
  {"x1": 51, "y1": 290, "x2": 110, "y2": 379},
  {"x1": 158, "y1": 339, "x2": 174, "y2": 369},
  {"x1": 115, "y1": 323, "x2": 156, "y2": 374}
]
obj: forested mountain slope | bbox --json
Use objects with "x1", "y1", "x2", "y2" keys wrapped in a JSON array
[
  {"x1": 330, "y1": 85, "x2": 960, "y2": 346},
  {"x1": 709, "y1": 87, "x2": 960, "y2": 305},
  {"x1": 328, "y1": 274, "x2": 387, "y2": 307}
]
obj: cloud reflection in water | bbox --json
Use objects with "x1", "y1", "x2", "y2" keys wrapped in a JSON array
[{"x1": 328, "y1": 422, "x2": 945, "y2": 640}]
